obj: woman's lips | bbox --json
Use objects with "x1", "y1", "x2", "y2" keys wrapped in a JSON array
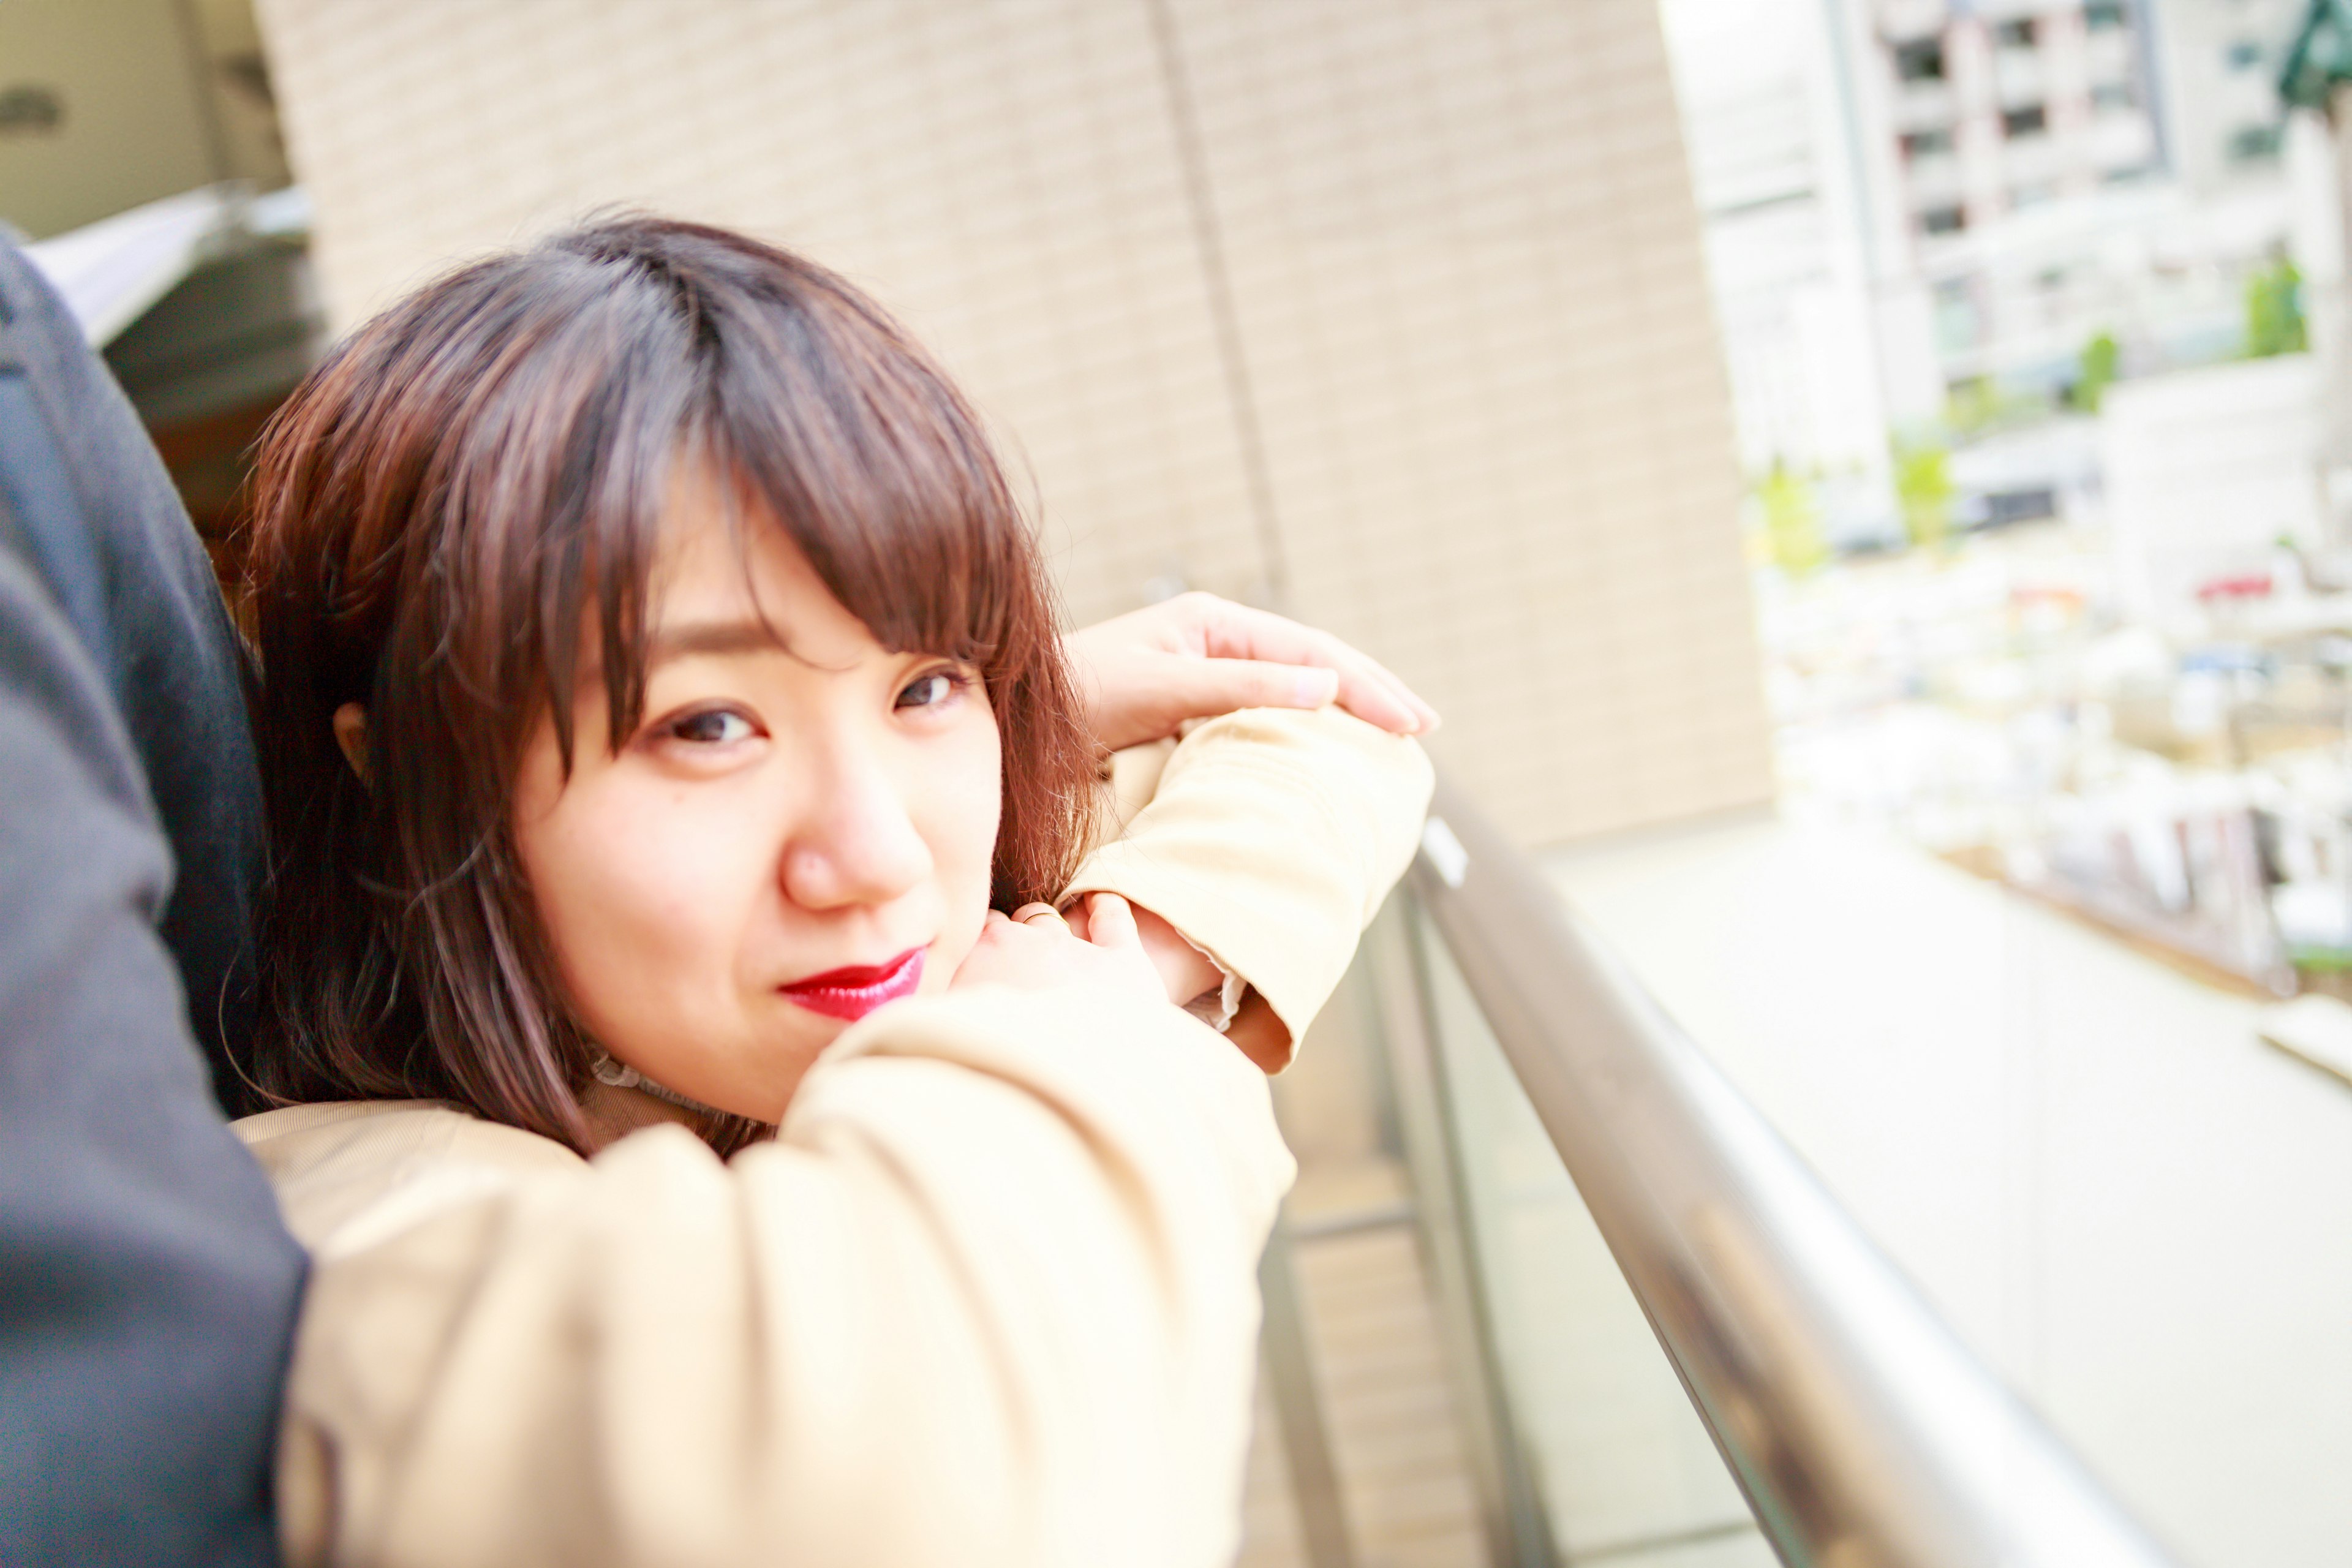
[{"x1": 778, "y1": 947, "x2": 925, "y2": 1022}]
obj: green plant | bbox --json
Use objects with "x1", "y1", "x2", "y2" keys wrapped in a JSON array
[
  {"x1": 1945, "y1": 375, "x2": 2048, "y2": 435},
  {"x1": 1756, "y1": 464, "x2": 1829, "y2": 576},
  {"x1": 1893, "y1": 442, "x2": 1955, "y2": 549},
  {"x1": 2073, "y1": 330, "x2": 2119, "y2": 412},
  {"x1": 2246, "y1": 255, "x2": 2309, "y2": 358}
]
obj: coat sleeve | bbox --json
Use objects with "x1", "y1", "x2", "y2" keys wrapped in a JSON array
[
  {"x1": 270, "y1": 986, "x2": 1292, "y2": 1568},
  {"x1": 0, "y1": 548, "x2": 303, "y2": 1568},
  {"x1": 1060, "y1": 706, "x2": 1434, "y2": 1048}
]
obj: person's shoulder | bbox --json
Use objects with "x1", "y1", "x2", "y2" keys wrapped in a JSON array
[
  {"x1": 233, "y1": 1098, "x2": 575, "y2": 1168},
  {"x1": 234, "y1": 1099, "x2": 587, "y2": 1254},
  {"x1": 235, "y1": 1098, "x2": 450, "y2": 1142}
]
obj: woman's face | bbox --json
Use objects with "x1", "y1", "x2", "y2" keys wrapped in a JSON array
[{"x1": 511, "y1": 477, "x2": 1003, "y2": 1123}]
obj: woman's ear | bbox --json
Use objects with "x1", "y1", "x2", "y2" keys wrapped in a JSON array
[{"x1": 332, "y1": 702, "x2": 371, "y2": 786}]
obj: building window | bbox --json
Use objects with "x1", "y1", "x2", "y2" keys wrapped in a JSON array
[
  {"x1": 1996, "y1": 17, "x2": 2038, "y2": 47},
  {"x1": 2092, "y1": 81, "x2": 2136, "y2": 111},
  {"x1": 2228, "y1": 124, "x2": 2283, "y2": 162},
  {"x1": 2086, "y1": 1, "x2": 2128, "y2": 31},
  {"x1": 2003, "y1": 104, "x2": 2049, "y2": 137},
  {"x1": 1922, "y1": 205, "x2": 1967, "y2": 235},
  {"x1": 2226, "y1": 39, "x2": 2263, "y2": 70},
  {"x1": 1902, "y1": 127, "x2": 1956, "y2": 157},
  {"x1": 2012, "y1": 182, "x2": 2059, "y2": 208},
  {"x1": 1894, "y1": 37, "x2": 1947, "y2": 81}
]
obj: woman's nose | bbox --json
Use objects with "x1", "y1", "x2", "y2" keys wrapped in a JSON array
[{"x1": 778, "y1": 749, "x2": 935, "y2": 912}]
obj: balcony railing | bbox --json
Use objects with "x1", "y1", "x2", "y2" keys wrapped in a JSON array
[{"x1": 1257, "y1": 778, "x2": 2187, "y2": 1567}]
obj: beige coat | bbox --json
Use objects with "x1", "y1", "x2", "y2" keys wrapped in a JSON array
[{"x1": 237, "y1": 707, "x2": 1433, "y2": 1568}]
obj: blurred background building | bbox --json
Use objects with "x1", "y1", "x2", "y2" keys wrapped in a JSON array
[{"x1": 8, "y1": 1, "x2": 2351, "y2": 1565}]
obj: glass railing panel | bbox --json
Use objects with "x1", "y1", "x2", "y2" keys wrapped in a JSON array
[
  {"x1": 1403, "y1": 895, "x2": 1774, "y2": 1566},
  {"x1": 1396, "y1": 786, "x2": 2185, "y2": 1568}
]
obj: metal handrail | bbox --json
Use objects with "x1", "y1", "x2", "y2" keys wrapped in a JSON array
[{"x1": 1407, "y1": 779, "x2": 2183, "y2": 1568}]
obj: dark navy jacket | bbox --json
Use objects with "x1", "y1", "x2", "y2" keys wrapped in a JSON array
[{"x1": 0, "y1": 236, "x2": 301, "y2": 1567}]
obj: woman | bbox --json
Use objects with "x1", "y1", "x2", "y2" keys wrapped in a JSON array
[{"x1": 235, "y1": 216, "x2": 1432, "y2": 1567}]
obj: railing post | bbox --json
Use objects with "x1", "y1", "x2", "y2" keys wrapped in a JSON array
[
  {"x1": 1257, "y1": 1219, "x2": 1359, "y2": 1568},
  {"x1": 1363, "y1": 895, "x2": 1559, "y2": 1568}
]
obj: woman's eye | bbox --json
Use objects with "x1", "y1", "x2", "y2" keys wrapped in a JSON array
[
  {"x1": 895, "y1": 671, "x2": 960, "y2": 710},
  {"x1": 668, "y1": 709, "x2": 756, "y2": 745}
]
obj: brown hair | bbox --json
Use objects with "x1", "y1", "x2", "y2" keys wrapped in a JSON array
[{"x1": 242, "y1": 216, "x2": 1097, "y2": 1155}]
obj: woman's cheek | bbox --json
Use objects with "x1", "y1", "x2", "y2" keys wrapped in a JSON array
[
  {"x1": 921, "y1": 718, "x2": 1004, "y2": 989},
  {"x1": 530, "y1": 776, "x2": 751, "y2": 1033}
]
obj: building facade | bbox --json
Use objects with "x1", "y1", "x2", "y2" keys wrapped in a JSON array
[{"x1": 1840, "y1": 0, "x2": 2301, "y2": 407}]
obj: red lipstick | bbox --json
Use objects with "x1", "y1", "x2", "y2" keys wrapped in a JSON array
[{"x1": 779, "y1": 947, "x2": 925, "y2": 1022}]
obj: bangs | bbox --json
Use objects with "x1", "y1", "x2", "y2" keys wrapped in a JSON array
[
  {"x1": 525, "y1": 224, "x2": 1035, "y2": 770},
  {"x1": 704, "y1": 284, "x2": 1025, "y2": 666}
]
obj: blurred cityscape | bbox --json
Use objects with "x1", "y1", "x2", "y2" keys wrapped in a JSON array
[{"x1": 1676, "y1": 0, "x2": 2352, "y2": 1000}]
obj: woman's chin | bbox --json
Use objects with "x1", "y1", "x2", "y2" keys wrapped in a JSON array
[{"x1": 616, "y1": 973, "x2": 943, "y2": 1129}]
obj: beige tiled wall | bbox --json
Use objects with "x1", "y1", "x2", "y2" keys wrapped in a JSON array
[{"x1": 254, "y1": 0, "x2": 1770, "y2": 845}]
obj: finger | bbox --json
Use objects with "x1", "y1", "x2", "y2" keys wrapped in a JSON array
[
  {"x1": 1281, "y1": 630, "x2": 1437, "y2": 734},
  {"x1": 1188, "y1": 649, "x2": 1425, "y2": 736},
  {"x1": 1330, "y1": 662, "x2": 1422, "y2": 734},
  {"x1": 1082, "y1": 892, "x2": 1140, "y2": 950},
  {"x1": 1164, "y1": 657, "x2": 1341, "y2": 720},
  {"x1": 1012, "y1": 902, "x2": 1065, "y2": 927},
  {"x1": 1186, "y1": 600, "x2": 1436, "y2": 734},
  {"x1": 1174, "y1": 595, "x2": 1332, "y2": 665},
  {"x1": 1345, "y1": 653, "x2": 1442, "y2": 735}
]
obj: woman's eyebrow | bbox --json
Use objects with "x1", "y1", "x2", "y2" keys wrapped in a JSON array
[{"x1": 645, "y1": 619, "x2": 794, "y2": 666}]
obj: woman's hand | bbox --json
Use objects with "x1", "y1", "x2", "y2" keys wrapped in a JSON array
[
  {"x1": 1062, "y1": 897, "x2": 1292, "y2": 1072},
  {"x1": 1063, "y1": 592, "x2": 1439, "y2": 752},
  {"x1": 1061, "y1": 894, "x2": 1223, "y2": 1010},
  {"x1": 951, "y1": 894, "x2": 1168, "y2": 1006}
]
